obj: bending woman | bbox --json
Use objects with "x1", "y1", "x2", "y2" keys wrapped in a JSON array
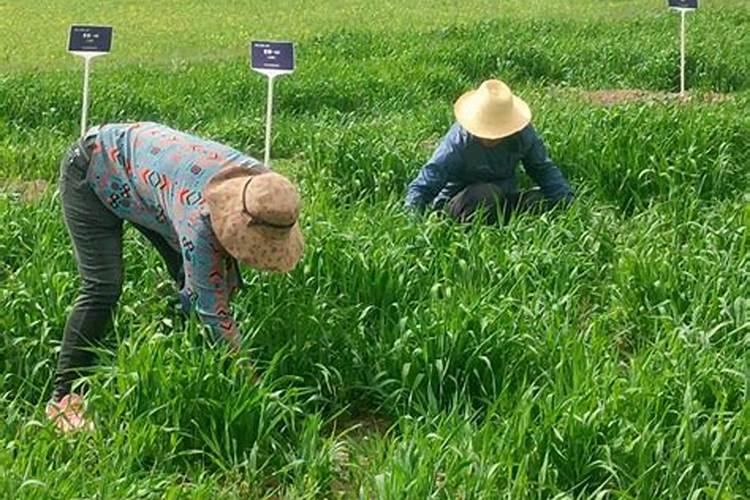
[{"x1": 48, "y1": 122, "x2": 304, "y2": 432}]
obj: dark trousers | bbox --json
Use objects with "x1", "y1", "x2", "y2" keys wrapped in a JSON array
[
  {"x1": 446, "y1": 183, "x2": 546, "y2": 225},
  {"x1": 53, "y1": 141, "x2": 183, "y2": 401}
]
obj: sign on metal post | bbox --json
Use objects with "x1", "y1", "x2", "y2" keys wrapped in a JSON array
[
  {"x1": 250, "y1": 41, "x2": 295, "y2": 167},
  {"x1": 668, "y1": 0, "x2": 697, "y2": 10},
  {"x1": 68, "y1": 25, "x2": 113, "y2": 137},
  {"x1": 667, "y1": 1, "x2": 697, "y2": 96},
  {"x1": 68, "y1": 25, "x2": 113, "y2": 54}
]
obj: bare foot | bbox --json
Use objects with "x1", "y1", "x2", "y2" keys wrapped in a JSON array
[{"x1": 46, "y1": 393, "x2": 95, "y2": 434}]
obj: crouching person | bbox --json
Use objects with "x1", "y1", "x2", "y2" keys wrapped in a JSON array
[
  {"x1": 47, "y1": 122, "x2": 304, "y2": 432},
  {"x1": 405, "y1": 79, "x2": 574, "y2": 223}
]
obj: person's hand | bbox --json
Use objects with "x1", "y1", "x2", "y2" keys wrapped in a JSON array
[
  {"x1": 177, "y1": 288, "x2": 192, "y2": 315},
  {"x1": 46, "y1": 393, "x2": 94, "y2": 434}
]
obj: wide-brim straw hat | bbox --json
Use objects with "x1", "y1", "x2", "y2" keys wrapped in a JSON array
[
  {"x1": 205, "y1": 167, "x2": 304, "y2": 273},
  {"x1": 454, "y1": 79, "x2": 532, "y2": 139}
]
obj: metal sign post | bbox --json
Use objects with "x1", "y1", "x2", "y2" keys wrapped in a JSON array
[
  {"x1": 68, "y1": 25, "x2": 113, "y2": 137},
  {"x1": 264, "y1": 75, "x2": 276, "y2": 167},
  {"x1": 250, "y1": 41, "x2": 295, "y2": 167},
  {"x1": 668, "y1": 0, "x2": 698, "y2": 96},
  {"x1": 680, "y1": 9, "x2": 686, "y2": 95}
]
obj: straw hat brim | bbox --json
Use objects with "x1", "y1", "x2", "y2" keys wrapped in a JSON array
[
  {"x1": 454, "y1": 91, "x2": 532, "y2": 140},
  {"x1": 205, "y1": 170, "x2": 304, "y2": 273}
]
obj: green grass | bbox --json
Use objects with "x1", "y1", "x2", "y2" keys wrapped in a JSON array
[
  {"x1": 2, "y1": 1, "x2": 750, "y2": 498},
  {"x1": 2, "y1": 0, "x2": 749, "y2": 71}
]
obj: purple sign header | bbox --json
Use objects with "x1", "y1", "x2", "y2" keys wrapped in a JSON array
[
  {"x1": 668, "y1": 0, "x2": 697, "y2": 9},
  {"x1": 251, "y1": 41, "x2": 295, "y2": 73},
  {"x1": 68, "y1": 25, "x2": 113, "y2": 53}
]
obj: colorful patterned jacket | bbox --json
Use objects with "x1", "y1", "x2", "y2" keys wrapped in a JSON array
[{"x1": 86, "y1": 122, "x2": 262, "y2": 348}]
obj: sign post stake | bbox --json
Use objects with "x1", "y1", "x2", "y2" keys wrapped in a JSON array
[
  {"x1": 68, "y1": 25, "x2": 113, "y2": 137},
  {"x1": 264, "y1": 75, "x2": 276, "y2": 166},
  {"x1": 667, "y1": 1, "x2": 697, "y2": 96},
  {"x1": 680, "y1": 9, "x2": 687, "y2": 96},
  {"x1": 250, "y1": 41, "x2": 295, "y2": 167},
  {"x1": 81, "y1": 55, "x2": 93, "y2": 137}
]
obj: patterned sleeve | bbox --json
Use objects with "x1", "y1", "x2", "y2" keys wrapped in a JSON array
[{"x1": 178, "y1": 212, "x2": 241, "y2": 350}]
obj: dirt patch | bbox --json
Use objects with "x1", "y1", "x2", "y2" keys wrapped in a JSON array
[
  {"x1": 582, "y1": 89, "x2": 732, "y2": 106},
  {"x1": 0, "y1": 179, "x2": 50, "y2": 202},
  {"x1": 332, "y1": 413, "x2": 393, "y2": 440},
  {"x1": 326, "y1": 413, "x2": 393, "y2": 497}
]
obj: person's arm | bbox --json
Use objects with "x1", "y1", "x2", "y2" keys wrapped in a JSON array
[
  {"x1": 405, "y1": 125, "x2": 464, "y2": 212},
  {"x1": 180, "y1": 215, "x2": 241, "y2": 350},
  {"x1": 520, "y1": 125, "x2": 574, "y2": 208}
]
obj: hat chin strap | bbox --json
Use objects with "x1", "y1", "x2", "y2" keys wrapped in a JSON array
[
  {"x1": 247, "y1": 217, "x2": 296, "y2": 230},
  {"x1": 241, "y1": 177, "x2": 297, "y2": 230}
]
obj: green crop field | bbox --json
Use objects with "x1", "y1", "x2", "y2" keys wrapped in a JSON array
[{"x1": 1, "y1": 0, "x2": 749, "y2": 497}]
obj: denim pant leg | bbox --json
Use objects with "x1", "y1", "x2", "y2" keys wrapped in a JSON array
[
  {"x1": 446, "y1": 183, "x2": 511, "y2": 225},
  {"x1": 131, "y1": 223, "x2": 185, "y2": 289},
  {"x1": 54, "y1": 145, "x2": 124, "y2": 401}
]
